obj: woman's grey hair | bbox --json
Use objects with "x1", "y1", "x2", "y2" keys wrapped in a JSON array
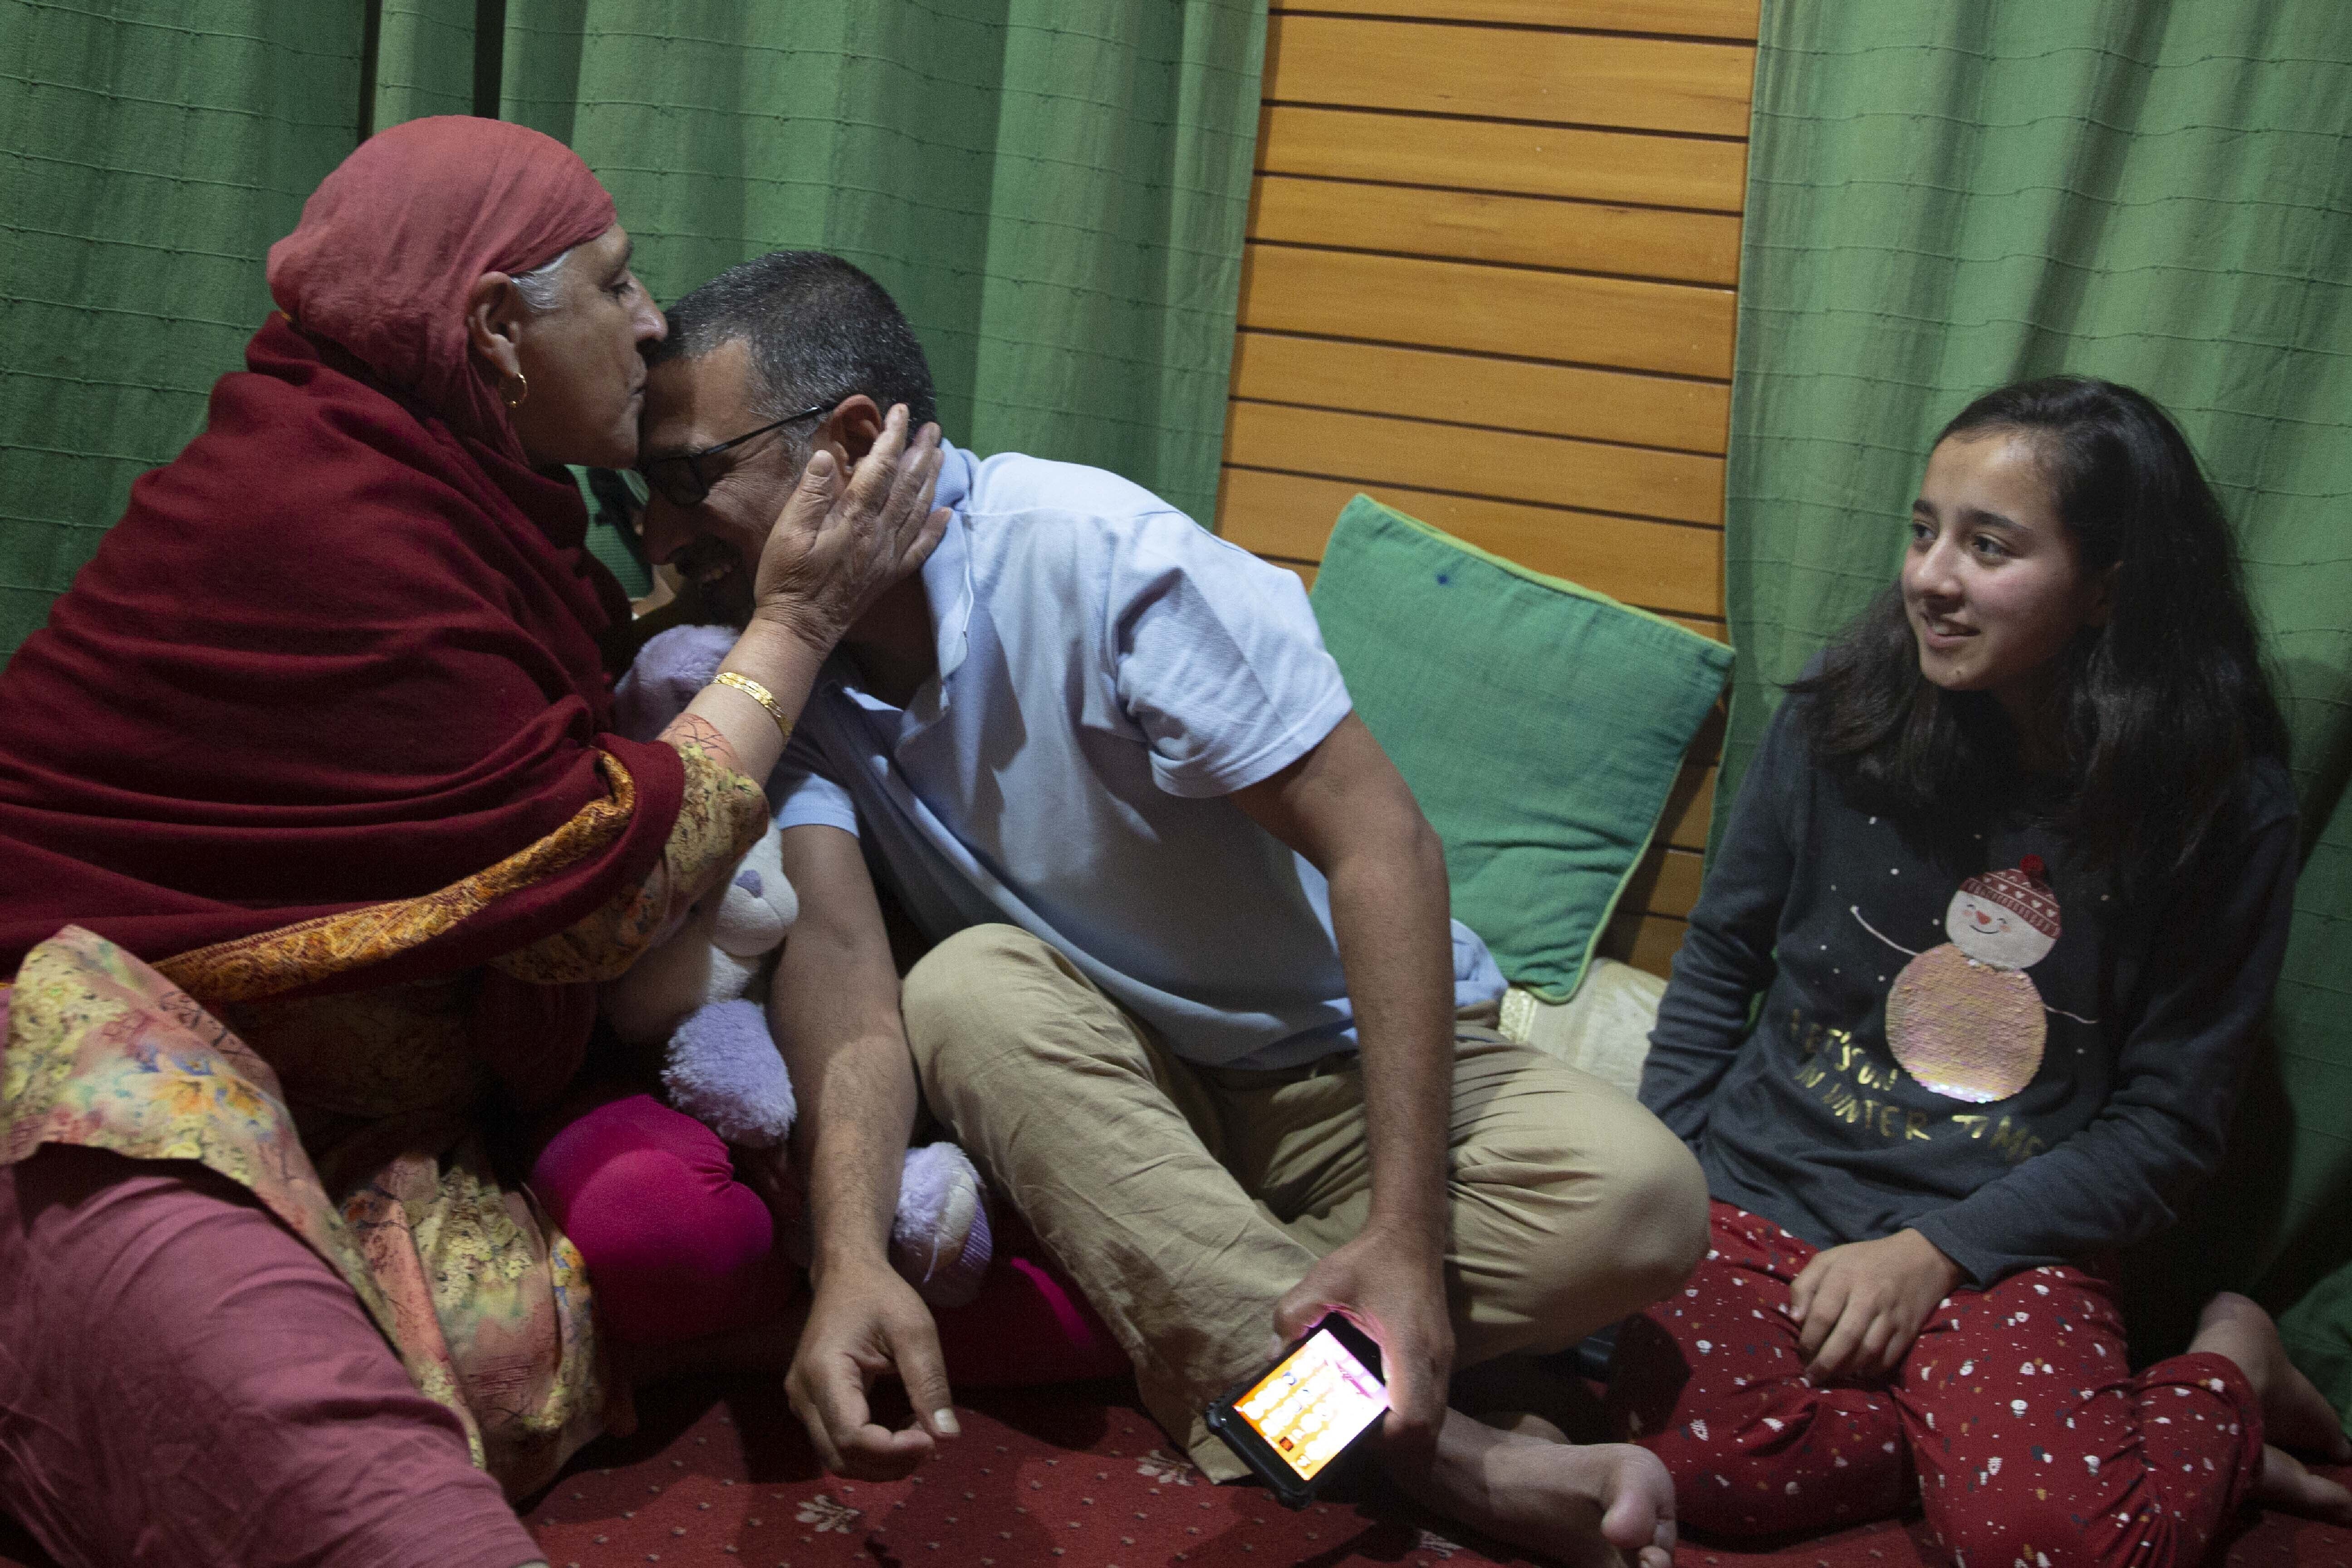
[{"x1": 507, "y1": 247, "x2": 573, "y2": 312}]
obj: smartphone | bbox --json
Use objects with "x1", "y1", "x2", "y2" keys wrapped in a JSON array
[{"x1": 1203, "y1": 1313, "x2": 1390, "y2": 1509}]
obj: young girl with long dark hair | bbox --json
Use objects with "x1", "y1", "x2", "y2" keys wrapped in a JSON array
[{"x1": 1612, "y1": 377, "x2": 2351, "y2": 1562}]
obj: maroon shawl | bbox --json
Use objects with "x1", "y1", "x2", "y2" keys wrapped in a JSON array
[{"x1": 0, "y1": 119, "x2": 682, "y2": 995}]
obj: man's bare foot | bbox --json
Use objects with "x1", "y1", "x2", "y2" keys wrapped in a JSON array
[
  {"x1": 2191, "y1": 1293, "x2": 2352, "y2": 1524},
  {"x1": 1385, "y1": 1407, "x2": 1675, "y2": 1568},
  {"x1": 2192, "y1": 1293, "x2": 2352, "y2": 1458}
]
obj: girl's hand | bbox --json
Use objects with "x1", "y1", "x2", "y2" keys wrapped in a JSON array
[{"x1": 1786, "y1": 1229, "x2": 1965, "y2": 1381}]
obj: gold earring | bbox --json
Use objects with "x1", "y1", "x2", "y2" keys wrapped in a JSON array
[{"x1": 502, "y1": 371, "x2": 530, "y2": 409}]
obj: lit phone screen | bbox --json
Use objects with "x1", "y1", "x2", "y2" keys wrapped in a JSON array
[{"x1": 1231, "y1": 1327, "x2": 1391, "y2": 1482}]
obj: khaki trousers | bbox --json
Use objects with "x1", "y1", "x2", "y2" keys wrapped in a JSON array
[{"x1": 902, "y1": 924, "x2": 1707, "y2": 1479}]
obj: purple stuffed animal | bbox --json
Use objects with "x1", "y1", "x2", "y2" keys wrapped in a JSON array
[{"x1": 605, "y1": 624, "x2": 991, "y2": 1308}]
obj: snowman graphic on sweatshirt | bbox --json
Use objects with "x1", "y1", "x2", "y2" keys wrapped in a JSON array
[{"x1": 1852, "y1": 855, "x2": 2081, "y2": 1104}]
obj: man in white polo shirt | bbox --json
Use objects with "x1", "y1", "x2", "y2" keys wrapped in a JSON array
[{"x1": 636, "y1": 250, "x2": 1705, "y2": 1565}]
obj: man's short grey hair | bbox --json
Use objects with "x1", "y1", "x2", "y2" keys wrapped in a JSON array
[
  {"x1": 507, "y1": 247, "x2": 573, "y2": 312},
  {"x1": 648, "y1": 251, "x2": 938, "y2": 431}
]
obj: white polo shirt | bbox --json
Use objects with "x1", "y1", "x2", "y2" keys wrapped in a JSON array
[{"x1": 768, "y1": 441, "x2": 1502, "y2": 1070}]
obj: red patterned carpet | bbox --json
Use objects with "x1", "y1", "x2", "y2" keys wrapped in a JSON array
[{"x1": 5, "y1": 1373, "x2": 2349, "y2": 1567}]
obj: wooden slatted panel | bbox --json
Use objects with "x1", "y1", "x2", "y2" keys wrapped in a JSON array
[
  {"x1": 1230, "y1": 334, "x2": 1730, "y2": 454},
  {"x1": 1241, "y1": 246, "x2": 1736, "y2": 379},
  {"x1": 1274, "y1": 0, "x2": 1760, "y2": 37},
  {"x1": 1225, "y1": 402, "x2": 1724, "y2": 525},
  {"x1": 1653, "y1": 704, "x2": 1728, "y2": 863},
  {"x1": 1602, "y1": 911, "x2": 1689, "y2": 975},
  {"x1": 1259, "y1": 106, "x2": 1749, "y2": 213},
  {"x1": 1224, "y1": 2, "x2": 1754, "y2": 975},
  {"x1": 1658, "y1": 765, "x2": 1717, "y2": 853},
  {"x1": 1264, "y1": 15, "x2": 1756, "y2": 137},
  {"x1": 1252, "y1": 175, "x2": 1743, "y2": 287},
  {"x1": 1215, "y1": 468, "x2": 1721, "y2": 619},
  {"x1": 1623, "y1": 844, "x2": 1706, "y2": 918}
]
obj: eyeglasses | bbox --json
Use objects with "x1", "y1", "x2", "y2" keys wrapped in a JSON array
[{"x1": 637, "y1": 402, "x2": 832, "y2": 507}]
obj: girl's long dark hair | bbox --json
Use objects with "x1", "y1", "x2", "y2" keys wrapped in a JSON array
[{"x1": 1793, "y1": 377, "x2": 2288, "y2": 897}]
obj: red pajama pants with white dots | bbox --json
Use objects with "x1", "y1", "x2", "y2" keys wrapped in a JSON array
[{"x1": 1607, "y1": 1203, "x2": 2264, "y2": 1566}]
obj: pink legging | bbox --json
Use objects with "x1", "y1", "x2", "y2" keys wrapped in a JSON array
[{"x1": 1609, "y1": 1202, "x2": 2264, "y2": 1564}]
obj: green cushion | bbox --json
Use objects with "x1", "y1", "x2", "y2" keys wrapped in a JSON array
[{"x1": 1309, "y1": 494, "x2": 1733, "y2": 1001}]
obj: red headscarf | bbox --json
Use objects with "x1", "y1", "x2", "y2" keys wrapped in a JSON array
[
  {"x1": 0, "y1": 117, "x2": 683, "y2": 1007},
  {"x1": 269, "y1": 115, "x2": 617, "y2": 460}
]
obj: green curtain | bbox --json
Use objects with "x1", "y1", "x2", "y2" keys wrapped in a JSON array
[
  {"x1": 370, "y1": 0, "x2": 1265, "y2": 532},
  {"x1": 0, "y1": 0, "x2": 1267, "y2": 657},
  {"x1": 372, "y1": 0, "x2": 475, "y2": 126},
  {"x1": 1723, "y1": 4, "x2": 2352, "y2": 1404},
  {"x1": 544, "y1": 0, "x2": 1265, "y2": 531},
  {"x1": 0, "y1": 0, "x2": 363, "y2": 657}
]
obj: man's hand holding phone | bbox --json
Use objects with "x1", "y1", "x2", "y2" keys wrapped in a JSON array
[
  {"x1": 1273, "y1": 1219, "x2": 1453, "y2": 1469},
  {"x1": 1205, "y1": 1310, "x2": 1393, "y2": 1508},
  {"x1": 1210, "y1": 1218, "x2": 1450, "y2": 1505}
]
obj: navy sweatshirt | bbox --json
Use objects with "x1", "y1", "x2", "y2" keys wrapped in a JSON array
[{"x1": 1640, "y1": 692, "x2": 2297, "y2": 1287}]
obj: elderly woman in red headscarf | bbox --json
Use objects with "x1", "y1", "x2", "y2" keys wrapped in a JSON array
[{"x1": 0, "y1": 118, "x2": 943, "y2": 1568}]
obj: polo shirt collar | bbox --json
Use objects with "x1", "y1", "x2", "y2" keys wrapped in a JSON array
[
  {"x1": 837, "y1": 439, "x2": 976, "y2": 724},
  {"x1": 923, "y1": 440, "x2": 978, "y2": 687}
]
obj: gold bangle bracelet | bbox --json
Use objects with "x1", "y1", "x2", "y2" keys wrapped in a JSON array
[{"x1": 711, "y1": 671, "x2": 792, "y2": 743}]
